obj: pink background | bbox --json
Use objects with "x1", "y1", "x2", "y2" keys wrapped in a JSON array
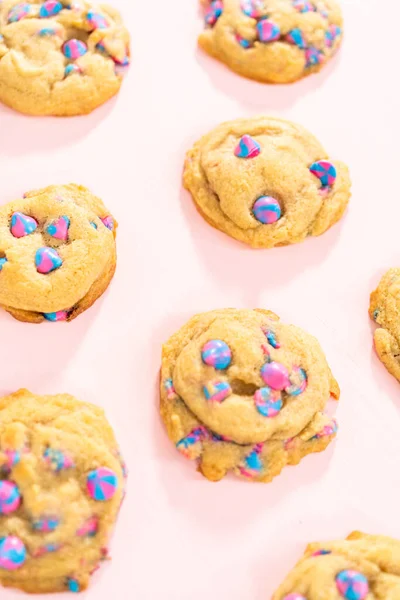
[{"x1": 1, "y1": 0, "x2": 400, "y2": 597}]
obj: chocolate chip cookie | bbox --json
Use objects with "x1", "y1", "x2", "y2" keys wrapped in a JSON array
[
  {"x1": 0, "y1": 183, "x2": 117, "y2": 323},
  {"x1": 184, "y1": 116, "x2": 351, "y2": 248},
  {"x1": 199, "y1": 0, "x2": 343, "y2": 83},
  {"x1": 160, "y1": 308, "x2": 339, "y2": 483}
]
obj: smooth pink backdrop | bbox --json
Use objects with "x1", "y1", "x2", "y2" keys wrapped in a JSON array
[{"x1": 1, "y1": 0, "x2": 399, "y2": 597}]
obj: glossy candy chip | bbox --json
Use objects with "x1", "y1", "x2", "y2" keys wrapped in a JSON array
[
  {"x1": 309, "y1": 160, "x2": 337, "y2": 188},
  {"x1": 8, "y1": 3, "x2": 31, "y2": 23},
  {"x1": 312, "y1": 549, "x2": 331, "y2": 556},
  {"x1": 43, "y1": 310, "x2": 69, "y2": 322},
  {"x1": 262, "y1": 328, "x2": 280, "y2": 349},
  {"x1": 101, "y1": 215, "x2": 114, "y2": 231},
  {"x1": 310, "y1": 419, "x2": 338, "y2": 440},
  {"x1": 77, "y1": 516, "x2": 99, "y2": 537},
  {"x1": 35, "y1": 247, "x2": 63, "y2": 274},
  {"x1": 63, "y1": 39, "x2": 88, "y2": 60},
  {"x1": 87, "y1": 10, "x2": 109, "y2": 29},
  {"x1": 202, "y1": 340, "x2": 232, "y2": 370},
  {"x1": 0, "y1": 481, "x2": 21, "y2": 515},
  {"x1": 0, "y1": 257, "x2": 7, "y2": 271},
  {"x1": 38, "y1": 27, "x2": 59, "y2": 36},
  {"x1": 43, "y1": 448, "x2": 74, "y2": 472},
  {"x1": 33, "y1": 517, "x2": 60, "y2": 532},
  {"x1": 67, "y1": 578, "x2": 80, "y2": 593},
  {"x1": 261, "y1": 361, "x2": 290, "y2": 390},
  {"x1": 285, "y1": 367, "x2": 307, "y2": 396},
  {"x1": 46, "y1": 215, "x2": 70, "y2": 241},
  {"x1": 283, "y1": 595, "x2": 308, "y2": 600},
  {"x1": 253, "y1": 196, "x2": 281, "y2": 224},
  {"x1": 235, "y1": 33, "x2": 252, "y2": 48},
  {"x1": 254, "y1": 387, "x2": 282, "y2": 417},
  {"x1": 239, "y1": 443, "x2": 263, "y2": 478},
  {"x1": 10, "y1": 212, "x2": 37, "y2": 238},
  {"x1": 325, "y1": 24, "x2": 341, "y2": 47},
  {"x1": 0, "y1": 536, "x2": 26, "y2": 570},
  {"x1": 240, "y1": 0, "x2": 264, "y2": 18},
  {"x1": 336, "y1": 570, "x2": 369, "y2": 600},
  {"x1": 286, "y1": 28, "x2": 306, "y2": 49},
  {"x1": 65, "y1": 64, "x2": 81, "y2": 77},
  {"x1": 292, "y1": 0, "x2": 315, "y2": 12},
  {"x1": 39, "y1": 1, "x2": 63, "y2": 17},
  {"x1": 203, "y1": 380, "x2": 232, "y2": 402},
  {"x1": 234, "y1": 135, "x2": 261, "y2": 159},
  {"x1": 257, "y1": 19, "x2": 280, "y2": 42},
  {"x1": 87, "y1": 467, "x2": 118, "y2": 501},
  {"x1": 204, "y1": 0, "x2": 223, "y2": 26},
  {"x1": 305, "y1": 47, "x2": 325, "y2": 67},
  {"x1": 176, "y1": 427, "x2": 208, "y2": 460}
]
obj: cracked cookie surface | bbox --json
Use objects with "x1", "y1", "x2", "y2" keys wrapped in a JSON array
[
  {"x1": 369, "y1": 268, "x2": 400, "y2": 384},
  {"x1": 0, "y1": 183, "x2": 117, "y2": 323},
  {"x1": 0, "y1": 389, "x2": 126, "y2": 594},
  {"x1": 272, "y1": 531, "x2": 400, "y2": 600},
  {"x1": 184, "y1": 116, "x2": 351, "y2": 248},
  {"x1": 199, "y1": 0, "x2": 343, "y2": 83},
  {"x1": 160, "y1": 308, "x2": 339, "y2": 483},
  {"x1": 0, "y1": 0, "x2": 130, "y2": 116}
]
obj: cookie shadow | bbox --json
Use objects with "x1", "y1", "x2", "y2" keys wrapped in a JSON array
[
  {"x1": 0, "y1": 94, "x2": 118, "y2": 157},
  {"x1": 0, "y1": 289, "x2": 111, "y2": 397},
  {"x1": 151, "y1": 312, "x2": 338, "y2": 535},
  {"x1": 179, "y1": 186, "x2": 347, "y2": 303},
  {"x1": 195, "y1": 44, "x2": 343, "y2": 111}
]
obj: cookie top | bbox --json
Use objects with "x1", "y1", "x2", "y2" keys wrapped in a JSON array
[
  {"x1": 370, "y1": 268, "x2": 400, "y2": 383},
  {"x1": 199, "y1": 0, "x2": 343, "y2": 83},
  {"x1": 184, "y1": 116, "x2": 351, "y2": 248},
  {"x1": 0, "y1": 0, "x2": 130, "y2": 116},
  {"x1": 0, "y1": 184, "x2": 116, "y2": 317},
  {"x1": 161, "y1": 309, "x2": 339, "y2": 446},
  {"x1": 272, "y1": 531, "x2": 400, "y2": 599},
  {"x1": 0, "y1": 389, "x2": 126, "y2": 594}
]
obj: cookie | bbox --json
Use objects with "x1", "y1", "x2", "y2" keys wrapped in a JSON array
[
  {"x1": 369, "y1": 268, "x2": 400, "y2": 384},
  {"x1": 0, "y1": 183, "x2": 117, "y2": 323},
  {"x1": 160, "y1": 308, "x2": 339, "y2": 483},
  {"x1": 0, "y1": 0, "x2": 130, "y2": 116},
  {"x1": 199, "y1": 0, "x2": 343, "y2": 83},
  {"x1": 184, "y1": 116, "x2": 351, "y2": 248},
  {"x1": 272, "y1": 531, "x2": 400, "y2": 599},
  {"x1": 0, "y1": 389, "x2": 126, "y2": 593}
]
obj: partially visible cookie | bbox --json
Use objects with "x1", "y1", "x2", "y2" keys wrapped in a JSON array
[
  {"x1": 0, "y1": 183, "x2": 117, "y2": 323},
  {"x1": 160, "y1": 308, "x2": 339, "y2": 483},
  {"x1": 0, "y1": 0, "x2": 130, "y2": 116},
  {"x1": 370, "y1": 269, "x2": 400, "y2": 383},
  {"x1": 184, "y1": 116, "x2": 351, "y2": 248},
  {"x1": 0, "y1": 389, "x2": 127, "y2": 594},
  {"x1": 272, "y1": 531, "x2": 400, "y2": 599},
  {"x1": 199, "y1": 0, "x2": 343, "y2": 83}
]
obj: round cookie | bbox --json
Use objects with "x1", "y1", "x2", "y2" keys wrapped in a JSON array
[
  {"x1": 0, "y1": 0, "x2": 130, "y2": 116},
  {"x1": 160, "y1": 308, "x2": 340, "y2": 483},
  {"x1": 199, "y1": 0, "x2": 343, "y2": 83},
  {"x1": 369, "y1": 268, "x2": 400, "y2": 384},
  {"x1": 272, "y1": 531, "x2": 400, "y2": 599},
  {"x1": 0, "y1": 389, "x2": 126, "y2": 593},
  {"x1": 0, "y1": 183, "x2": 117, "y2": 323},
  {"x1": 184, "y1": 116, "x2": 351, "y2": 248}
]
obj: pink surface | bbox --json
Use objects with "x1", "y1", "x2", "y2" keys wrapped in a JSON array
[{"x1": 1, "y1": 0, "x2": 400, "y2": 597}]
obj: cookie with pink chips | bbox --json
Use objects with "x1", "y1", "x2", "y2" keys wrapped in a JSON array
[
  {"x1": 184, "y1": 116, "x2": 351, "y2": 248},
  {"x1": 199, "y1": 0, "x2": 343, "y2": 83},
  {"x1": 0, "y1": 0, "x2": 130, "y2": 116},
  {"x1": 0, "y1": 389, "x2": 126, "y2": 593},
  {"x1": 160, "y1": 308, "x2": 339, "y2": 483},
  {"x1": 272, "y1": 532, "x2": 400, "y2": 600},
  {"x1": 0, "y1": 183, "x2": 117, "y2": 323}
]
